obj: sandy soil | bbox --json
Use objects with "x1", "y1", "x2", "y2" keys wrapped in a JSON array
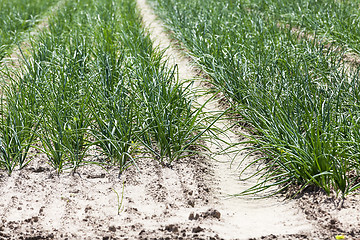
[{"x1": 0, "y1": 0, "x2": 360, "y2": 239}]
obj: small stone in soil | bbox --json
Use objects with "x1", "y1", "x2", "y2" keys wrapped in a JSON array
[
  {"x1": 206, "y1": 209, "x2": 221, "y2": 219},
  {"x1": 32, "y1": 216, "x2": 39, "y2": 223},
  {"x1": 189, "y1": 212, "x2": 200, "y2": 220},
  {"x1": 165, "y1": 224, "x2": 179, "y2": 233},
  {"x1": 192, "y1": 226, "x2": 204, "y2": 233}
]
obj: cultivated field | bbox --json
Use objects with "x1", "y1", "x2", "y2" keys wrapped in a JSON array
[{"x1": 0, "y1": 0, "x2": 359, "y2": 239}]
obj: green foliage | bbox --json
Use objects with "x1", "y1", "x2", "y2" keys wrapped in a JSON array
[
  {"x1": 0, "y1": 0, "x2": 208, "y2": 175},
  {"x1": 0, "y1": 75, "x2": 38, "y2": 175},
  {"x1": 0, "y1": 0, "x2": 59, "y2": 59},
  {"x1": 152, "y1": 0, "x2": 360, "y2": 198}
]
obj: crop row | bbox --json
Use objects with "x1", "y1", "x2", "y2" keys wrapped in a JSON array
[
  {"x1": 151, "y1": 0, "x2": 360, "y2": 198},
  {"x1": 0, "y1": 0, "x2": 60, "y2": 60},
  {"x1": 251, "y1": 0, "x2": 360, "y2": 55},
  {"x1": 0, "y1": 0, "x2": 211, "y2": 175}
]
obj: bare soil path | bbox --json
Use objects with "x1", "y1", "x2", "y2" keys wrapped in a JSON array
[
  {"x1": 136, "y1": 0, "x2": 360, "y2": 239},
  {"x1": 135, "y1": 0, "x2": 315, "y2": 239}
]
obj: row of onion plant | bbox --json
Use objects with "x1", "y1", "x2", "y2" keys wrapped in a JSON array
[
  {"x1": 151, "y1": 0, "x2": 360, "y2": 198},
  {"x1": 248, "y1": 0, "x2": 360, "y2": 56},
  {"x1": 0, "y1": 0, "x2": 60, "y2": 60},
  {"x1": 0, "y1": 0, "x2": 210, "y2": 175}
]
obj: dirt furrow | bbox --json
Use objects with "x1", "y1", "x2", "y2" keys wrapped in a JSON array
[{"x1": 136, "y1": 0, "x2": 316, "y2": 239}]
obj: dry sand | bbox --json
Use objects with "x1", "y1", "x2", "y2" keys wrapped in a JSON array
[{"x1": 0, "y1": 0, "x2": 359, "y2": 239}]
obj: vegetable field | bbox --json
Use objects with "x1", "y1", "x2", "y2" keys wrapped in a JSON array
[
  {"x1": 0, "y1": 0, "x2": 59, "y2": 60},
  {"x1": 0, "y1": 0, "x2": 359, "y2": 239},
  {"x1": 152, "y1": 0, "x2": 360, "y2": 198},
  {"x1": 1, "y1": 0, "x2": 208, "y2": 175}
]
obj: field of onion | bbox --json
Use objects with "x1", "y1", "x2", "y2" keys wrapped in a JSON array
[
  {"x1": 3, "y1": 0, "x2": 360, "y2": 239},
  {"x1": 1, "y1": 0, "x2": 360, "y2": 201},
  {"x1": 151, "y1": 0, "x2": 360, "y2": 198},
  {"x1": 0, "y1": 0, "x2": 214, "y2": 176},
  {"x1": 253, "y1": 0, "x2": 360, "y2": 55}
]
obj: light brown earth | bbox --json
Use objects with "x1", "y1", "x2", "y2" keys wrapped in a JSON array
[{"x1": 0, "y1": 0, "x2": 360, "y2": 239}]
